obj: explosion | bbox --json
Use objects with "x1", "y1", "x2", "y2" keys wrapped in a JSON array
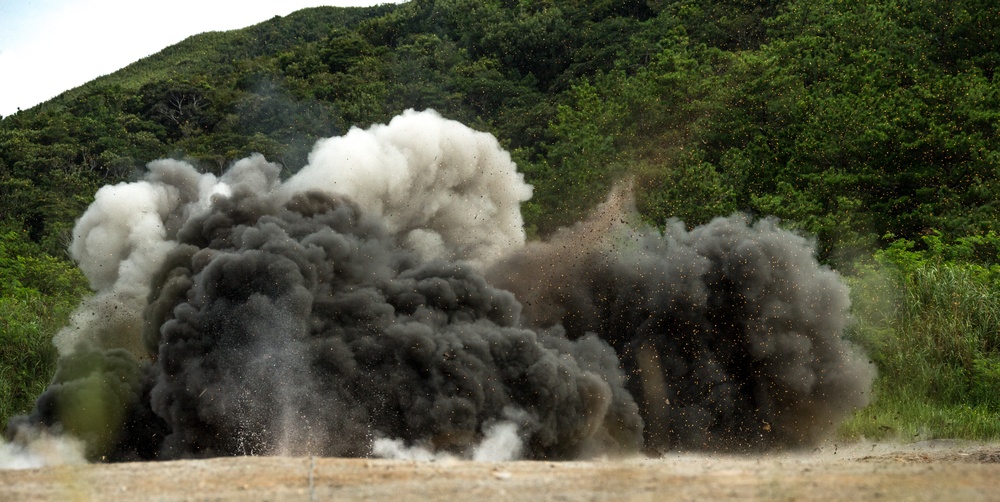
[{"x1": 5, "y1": 110, "x2": 873, "y2": 463}]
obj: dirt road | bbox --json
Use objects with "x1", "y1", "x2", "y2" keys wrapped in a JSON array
[{"x1": 2, "y1": 440, "x2": 998, "y2": 501}]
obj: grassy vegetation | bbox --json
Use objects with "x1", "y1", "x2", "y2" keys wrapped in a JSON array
[
  {"x1": 0, "y1": 229, "x2": 87, "y2": 424},
  {"x1": 0, "y1": 296, "x2": 79, "y2": 422},
  {"x1": 840, "y1": 235, "x2": 1000, "y2": 442}
]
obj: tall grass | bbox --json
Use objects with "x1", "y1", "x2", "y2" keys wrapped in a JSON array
[
  {"x1": 840, "y1": 241, "x2": 1000, "y2": 442},
  {"x1": 0, "y1": 229, "x2": 88, "y2": 426},
  {"x1": 0, "y1": 294, "x2": 79, "y2": 424}
]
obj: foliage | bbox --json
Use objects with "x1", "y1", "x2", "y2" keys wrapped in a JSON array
[
  {"x1": 4, "y1": 0, "x2": 995, "y2": 257},
  {"x1": 699, "y1": 0, "x2": 1000, "y2": 262},
  {"x1": 840, "y1": 234, "x2": 1000, "y2": 441},
  {"x1": 0, "y1": 227, "x2": 88, "y2": 424},
  {"x1": 2, "y1": 0, "x2": 1000, "y2": 441}
]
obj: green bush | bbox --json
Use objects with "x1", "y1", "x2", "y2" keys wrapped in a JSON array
[
  {"x1": 0, "y1": 228, "x2": 88, "y2": 425},
  {"x1": 840, "y1": 233, "x2": 1000, "y2": 441}
]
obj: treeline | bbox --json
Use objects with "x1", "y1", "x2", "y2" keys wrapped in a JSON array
[
  {"x1": 4, "y1": 0, "x2": 998, "y2": 261},
  {"x1": 2, "y1": 0, "x2": 999, "y2": 436}
]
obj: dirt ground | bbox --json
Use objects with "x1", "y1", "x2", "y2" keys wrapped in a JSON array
[{"x1": 2, "y1": 440, "x2": 998, "y2": 501}]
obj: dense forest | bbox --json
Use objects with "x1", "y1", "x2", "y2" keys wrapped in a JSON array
[{"x1": 2, "y1": 0, "x2": 999, "y2": 441}]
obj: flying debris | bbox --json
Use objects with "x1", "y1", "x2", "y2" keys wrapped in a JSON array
[{"x1": 5, "y1": 110, "x2": 873, "y2": 463}]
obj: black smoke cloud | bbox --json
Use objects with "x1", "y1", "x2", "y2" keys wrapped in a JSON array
[
  {"x1": 6, "y1": 110, "x2": 872, "y2": 462},
  {"x1": 489, "y1": 189, "x2": 875, "y2": 452}
]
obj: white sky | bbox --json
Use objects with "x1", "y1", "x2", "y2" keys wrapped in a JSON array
[{"x1": 0, "y1": 0, "x2": 408, "y2": 117}]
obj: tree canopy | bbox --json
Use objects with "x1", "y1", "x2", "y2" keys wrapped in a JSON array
[{"x1": 1, "y1": 0, "x2": 998, "y2": 262}]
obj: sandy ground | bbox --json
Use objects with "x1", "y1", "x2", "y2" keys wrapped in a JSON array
[{"x1": 2, "y1": 440, "x2": 999, "y2": 501}]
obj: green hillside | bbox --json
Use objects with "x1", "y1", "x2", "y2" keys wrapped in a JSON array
[{"x1": 2, "y1": 0, "x2": 999, "y2": 441}]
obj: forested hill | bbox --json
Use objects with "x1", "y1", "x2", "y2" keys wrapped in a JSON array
[{"x1": 2, "y1": 0, "x2": 999, "y2": 264}]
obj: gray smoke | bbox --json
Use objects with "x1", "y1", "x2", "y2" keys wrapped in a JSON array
[
  {"x1": 6, "y1": 110, "x2": 872, "y2": 463},
  {"x1": 489, "y1": 188, "x2": 875, "y2": 452}
]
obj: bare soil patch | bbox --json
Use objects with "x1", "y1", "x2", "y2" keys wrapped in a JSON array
[{"x1": 2, "y1": 441, "x2": 998, "y2": 501}]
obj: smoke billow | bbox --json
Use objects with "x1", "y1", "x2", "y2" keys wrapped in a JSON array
[
  {"x1": 5, "y1": 109, "x2": 872, "y2": 464},
  {"x1": 489, "y1": 188, "x2": 875, "y2": 452}
]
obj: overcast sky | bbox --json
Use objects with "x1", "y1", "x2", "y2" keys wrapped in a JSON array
[{"x1": 0, "y1": 0, "x2": 408, "y2": 117}]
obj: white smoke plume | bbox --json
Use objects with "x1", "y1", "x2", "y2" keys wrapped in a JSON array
[
  {"x1": 280, "y1": 109, "x2": 532, "y2": 268},
  {"x1": 372, "y1": 409, "x2": 527, "y2": 463},
  {"x1": 371, "y1": 438, "x2": 459, "y2": 462},
  {"x1": 0, "y1": 434, "x2": 85, "y2": 470},
  {"x1": 472, "y1": 420, "x2": 525, "y2": 462},
  {"x1": 55, "y1": 161, "x2": 224, "y2": 357}
]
